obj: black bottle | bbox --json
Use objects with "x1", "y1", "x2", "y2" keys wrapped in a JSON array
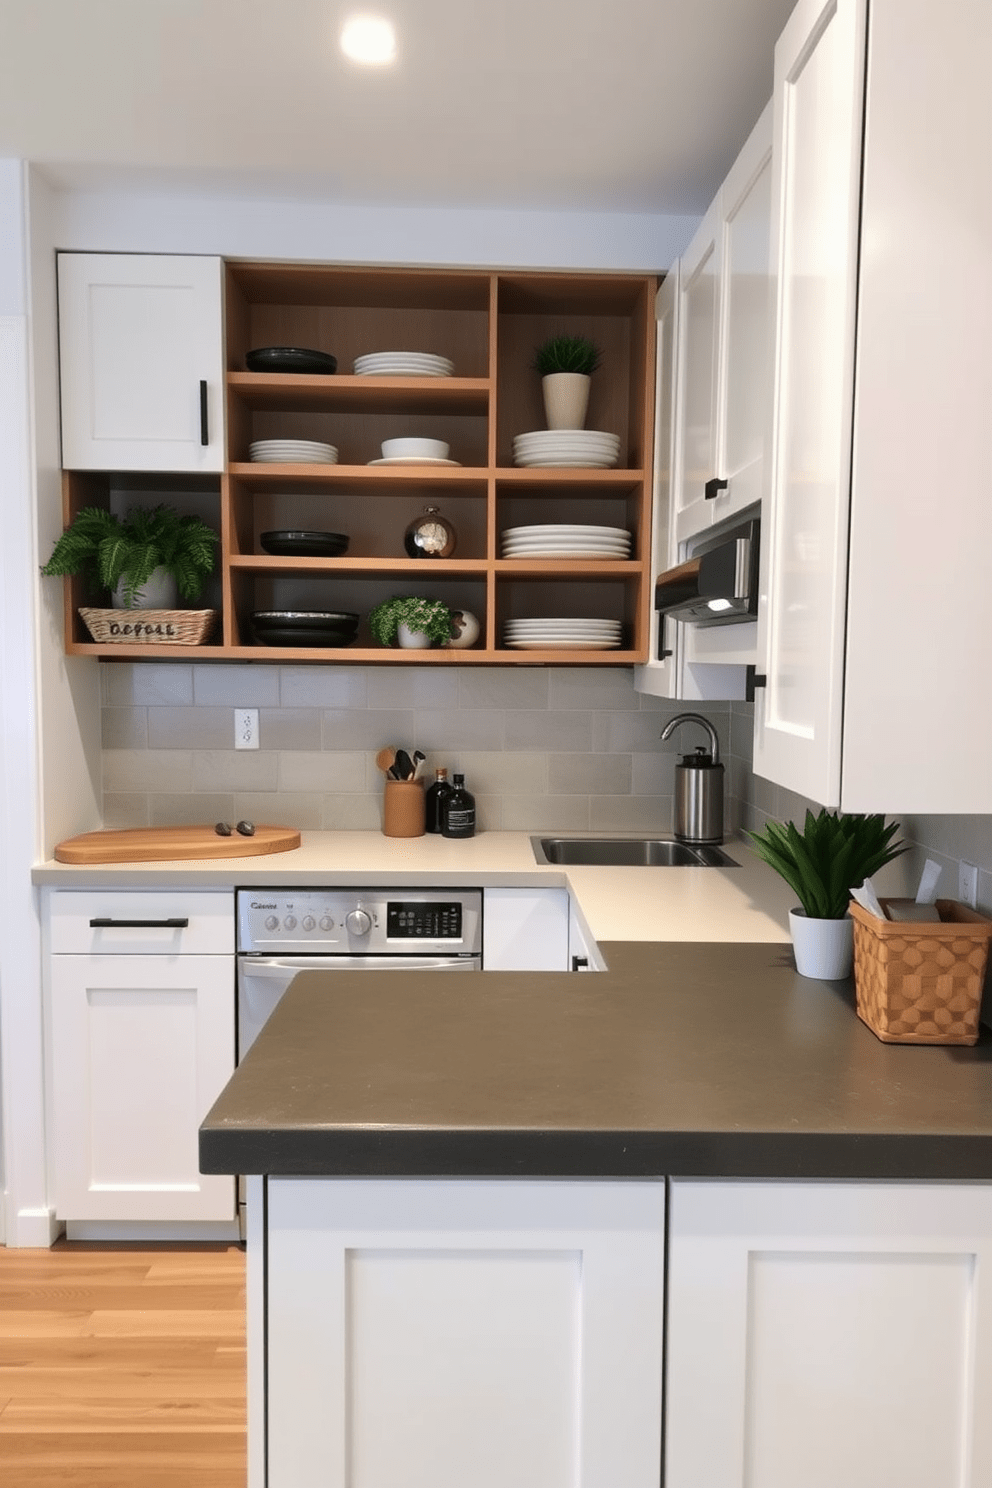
[
  {"x1": 425, "y1": 767, "x2": 453, "y2": 834},
  {"x1": 440, "y1": 772, "x2": 476, "y2": 839}
]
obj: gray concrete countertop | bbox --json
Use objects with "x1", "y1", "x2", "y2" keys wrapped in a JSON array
[{"x1": 199, "y1": 940, "x2": 992, "y2": 1183}]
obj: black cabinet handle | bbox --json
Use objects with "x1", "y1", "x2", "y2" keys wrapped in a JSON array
[
  {"x1": 704, "y1": 477, "x2": 729, "y2": 500},
  {"x1": 571, "y1": 955, "x2": 589, "y2": 971},
  {"x1": 89, "y1": 917, "x2": 189, "y2": 929},
  {"x1": 199, "y1": 380, "x2": 209, "y2": 446},
  {"x1": 745, "y1": 666, "x2": 767, "y2": 703}
]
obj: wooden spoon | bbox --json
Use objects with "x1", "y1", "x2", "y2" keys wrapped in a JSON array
[{"x1": 375, "y1": 747, "x2": 397, "y2": 774}]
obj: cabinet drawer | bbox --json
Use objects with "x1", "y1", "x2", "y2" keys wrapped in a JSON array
[{"x1": 47, "y1": 889, "x2": 234, "y2": 955}]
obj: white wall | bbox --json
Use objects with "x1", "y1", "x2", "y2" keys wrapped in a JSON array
[
  {"x1": 0, "y1": 160, "x2": 62, "y2": 1245},
  {"x1": 50, "y1": 185, "x2": 698, "y2": 271}
]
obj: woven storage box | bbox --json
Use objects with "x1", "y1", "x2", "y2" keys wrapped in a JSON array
[
  {"x1": 850, "y1": 898, "x2": 992, "y2": 1045},
  {"x1": 79, "y1": 608, "x2": 218, "y2": 646}
]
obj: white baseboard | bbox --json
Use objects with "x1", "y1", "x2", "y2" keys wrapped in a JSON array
[
  {"x1": 66, "y1": 1219, "x2": 242, "y2": 1244},
  {"x1": 2, "y1": 1203, "x2": 63, "y2": 1249}
]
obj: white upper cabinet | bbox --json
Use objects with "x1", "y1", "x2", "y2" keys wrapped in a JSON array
[
  {"x1": 672, "y1": 200, "x2": 722, "y2": 541},
  {"x1": 754, "y1": 0, "x2": 992, "y2": 811},
  {"x1": 672, "y1": 102, "x2": 773, "y2": 546},
  {"x1": 753, "y1": 0, "x2": 865, "y2": 807},
  {"x1": 58, "y1": 253, "x2": 225, "y2": 471},
  {"x1": 635, "y1": 270, "x2": 680, "y2": 697}
]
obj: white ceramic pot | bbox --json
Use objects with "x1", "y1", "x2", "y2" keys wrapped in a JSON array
[
  {"x1": 112, "y1": 566, "x2": 178, "y2": 610},
  {"x1": 542, "y1": 372, "x2": 591, "y2": 431},
  {"x1": 788, "y1": 909, "x2": 854, "y2": 980},
  {"x1": 397, "y1": 622, "x2": 434, "y2": 649}
]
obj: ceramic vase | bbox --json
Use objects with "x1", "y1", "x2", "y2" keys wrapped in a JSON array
[
  {"x1": 542, "y1": 372, "x2": 590, "y2": 431},
  {"x1": 112, "y1": 566, "x2": 178, "y2": 610},
  {"x1": 444, "y1": 609, "x2": 480, "y2": 649},
  {"x1": 788, "y1": 909, "x2": 854, "y2": 980}
]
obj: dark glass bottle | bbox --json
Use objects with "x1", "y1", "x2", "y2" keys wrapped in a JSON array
[
  {"x1": 440, "y1": 772, "x2": 476, "y2": 839},
  {"x1": 424, "y1": 767, "x2": 452, "y2": 834}
]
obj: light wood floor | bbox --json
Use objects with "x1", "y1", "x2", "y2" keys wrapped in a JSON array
[{"x1": 0, "y1": 1240, "x2": 246, "y2": 1488}]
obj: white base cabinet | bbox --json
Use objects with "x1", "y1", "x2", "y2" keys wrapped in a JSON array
[
  {"x1": 263, "y1": 1177, "x2": 665, "y2": 1488},
  {"x1": 45, "y1": 890, "x2": 235, "y2": 1225},
  {"x1": 666, "y1": 1180, "x2": 992, "y2": 1488},
  {"x1": 482, "y1": 886, "x2": 570, "y2": 970}
]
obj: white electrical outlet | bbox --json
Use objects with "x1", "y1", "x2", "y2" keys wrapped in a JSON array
[
  {"x1": 959, "y1": 860, "x2": 979, "y2": 909},
  {"x1": 235, "y1": 708, "x2": 259, "y2": 750}
]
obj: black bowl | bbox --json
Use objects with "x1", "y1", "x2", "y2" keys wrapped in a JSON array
[
  {"x1": 259, "y1": 531, "x2": 350, "y2": 558},
  {"x1": 246, "y1": 347, "x2": 338, "y2": 375},
  {"x1": 251, "y1": 627, "x2": 358, "y2": 649}
]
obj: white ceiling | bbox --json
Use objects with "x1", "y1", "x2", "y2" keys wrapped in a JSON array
[{"x1": 0, "y1": 0, "x2": 796, "y2": 215}]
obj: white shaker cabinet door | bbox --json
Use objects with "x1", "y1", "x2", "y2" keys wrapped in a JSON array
[
  {"x1": 714, "y1": 100, "x2": 773, "y2": 528},
  {"x1": 752, "y1": 0, "x2": 866, "y2": 807},
  {"x1": 635, "y1": 269, "x2": 681, "y2": 696},
  {"x1": 49, "y1": 952, "x2": 235, "y2": 1222},
  {"x1": 482, "y1": 886, "x2": 569, "y2": 970},
  {"x1": 673, "y1": 199, "x2": 722, "y2": 543},
  {"x1": 666, "y1": 1180, "x2": 992, "y2": 1488},
  {"x1": 57, "y1": 253, "x2": 225, "y2": 471},
  {"x1": 265, "y1": 1178, "x2": 665, "y2": 1488}
]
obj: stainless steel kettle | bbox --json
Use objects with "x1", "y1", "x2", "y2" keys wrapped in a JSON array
[{"x1": 660, "y1": 712, "x2": 724, "y2": 845}]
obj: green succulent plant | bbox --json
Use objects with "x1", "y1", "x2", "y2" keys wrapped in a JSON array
[
  {"x1": 747, "y1": 808, "x2": 906, "y2": 920},
  {"x1": 532, "y1": 334, "x2": 602, "y2": 376},
  {"x1": 368, "y1": 595, "x2": 454, "y2": 647},
  {"x1": 40, "y1": 504, "x2": 218, "y2": 606}
]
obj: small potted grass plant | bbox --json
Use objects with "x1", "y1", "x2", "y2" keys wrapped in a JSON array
[
  {"x1": 532, "y1": 334, "x2": 602, "y2": 430},
  {"x1": 747, "y1": 809, "x2": 906, "y2": 979},
  {"x1": 368, "y1": 595, "x2": 455, "y2": 649},
  {"x1": 41, "y1": 504, "x2": 218, "y2": 609}
]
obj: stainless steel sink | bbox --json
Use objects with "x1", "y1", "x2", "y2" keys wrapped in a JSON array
[{"x1": 531, "y1": 836, "x2": 739, "y2": 867}]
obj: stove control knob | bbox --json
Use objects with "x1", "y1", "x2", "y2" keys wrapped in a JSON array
[
  {"x1": 346, "y1": 908, "x2": 372, "y2": 936},
  {"x1": 302, "y1": 915, "x2": 316, "y2": 932},
  {"x1": 264, "y1": 915, "x2": 279, "y2": 932},
  {"x1": 319, "y1": 915, "x2": 334, "y2": 932},
  {"x1": 283, "y1": 915, "x2": 297, "y2": 931}
]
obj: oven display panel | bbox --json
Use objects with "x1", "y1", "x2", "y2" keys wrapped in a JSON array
[{"x1": 387, "y1": 902, "x2": 463, "y2": 939}]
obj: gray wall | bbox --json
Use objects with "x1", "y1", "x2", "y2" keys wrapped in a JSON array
[{"x1": 100, "y1": 661, "x2": 992, "y2": 913}]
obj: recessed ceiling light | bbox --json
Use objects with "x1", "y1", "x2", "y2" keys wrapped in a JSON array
[{"x1": 340, "y1": 14, "x2": 396, "y2": 65}]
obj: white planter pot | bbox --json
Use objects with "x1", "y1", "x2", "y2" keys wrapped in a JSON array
[
  {"x1": 112, "y1": 566, "x2": 178, "y2": 610},
  {"x1": 788, "y1": 909, "x2": 854, "y2": 980},
  {"x1": 542, "y1": 372, "x2": 591, "y2": 431},
  {"x1": 397, "y1": 622, "x2": 434, "y2": 650}
]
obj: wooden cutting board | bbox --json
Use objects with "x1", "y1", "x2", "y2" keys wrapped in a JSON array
[{"x1": 54, "y1": 824, "x2": 302, "y2": 864}]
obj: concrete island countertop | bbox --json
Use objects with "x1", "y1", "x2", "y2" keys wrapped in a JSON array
[
  {"x1": 199, "y1": 940, "x2": 992, "y2": 1185},
  {"x1": 33, "y1": 829, "x2": 798, "y2": 944}
]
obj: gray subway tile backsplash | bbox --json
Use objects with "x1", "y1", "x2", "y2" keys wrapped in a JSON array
[{"x1": 97, "y1": 661, "x2": 992, "y2": 902}]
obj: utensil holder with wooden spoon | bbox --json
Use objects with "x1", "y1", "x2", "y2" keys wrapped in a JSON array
[{"x1": 382, "y1": 779, "x2": 425, "y2": 837}]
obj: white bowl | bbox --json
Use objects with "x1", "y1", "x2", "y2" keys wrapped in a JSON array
[{"x1": 381, "y1": 437, "x2": 450, "y2": 461}]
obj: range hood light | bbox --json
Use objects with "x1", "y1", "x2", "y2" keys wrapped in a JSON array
[{"x1": 707, "y1": 597, "x2": 734, "y2": 612}]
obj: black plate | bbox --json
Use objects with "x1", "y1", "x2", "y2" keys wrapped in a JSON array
[
  {"x1": 246, "y1": 347, "x2": 338, "y2": 375},
  {"x1": 251, "y1": 610, "x2": 359, "y2": 628},
  {"x1": 259, "y1": 531, "x2": 350, "y2": 557}
]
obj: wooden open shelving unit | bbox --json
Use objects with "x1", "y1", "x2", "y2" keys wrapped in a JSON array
[{"x1": 62, "y1": 262, "x2": 657, "y2": 663}]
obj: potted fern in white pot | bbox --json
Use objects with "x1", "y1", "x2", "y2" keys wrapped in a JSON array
[{"x1": 747, "y1": 809, "x2": 906, "y2": 979}]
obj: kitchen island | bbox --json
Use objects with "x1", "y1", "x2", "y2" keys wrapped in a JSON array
[{"x1": 200, "y1": 939, "x2": 992, "y2": 1488}]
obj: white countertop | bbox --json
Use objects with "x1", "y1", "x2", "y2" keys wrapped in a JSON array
[{"x1": 32, "y1": 831, "x2": 795, "y2": 944}]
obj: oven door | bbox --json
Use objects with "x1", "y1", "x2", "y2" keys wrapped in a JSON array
[{"x1": 237, "y1": 952, "x2": 480, "y2": 1060}]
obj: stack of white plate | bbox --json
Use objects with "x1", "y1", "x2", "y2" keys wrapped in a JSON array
[
  {"x1": 353, "y1": 352, "x2": 454, "y2": 377},
  {"x1": 249, "y1": 439, "x2": 338, "y2": 464},
  {"x1": 503, "y1": 617, "x2": 623, "y2": 650},
  {"x1": 502, "y1": 523, "x2": 631, "y2": 559},
  {"x1": 512, "y1": 430, "x2": 621, "y2": 468}
]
